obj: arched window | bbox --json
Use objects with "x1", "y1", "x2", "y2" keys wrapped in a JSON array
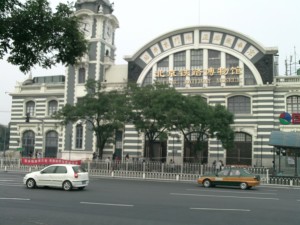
[
  {"x1": 78, "y1": 68, "x2": 86, "y2": 84},
  {"x1": 287, "y1": 96, "x2": 300, "y2": 113},
  {"x1": 76, "y1": 124, "x2": 83, "y2": 149},
  {"x1": 22, "y1": 130, "x2": 35, "y2": 157},
  {"x1": 45, "y1": 131, "x2": 58, "y2": 158},
  {"x1": 228, "y1": 95, "x2": 251, "y2": 114},
  {"x1": 48, "y1": 100, "x2": 58, "y2": 115},
  {"x1": 26, "y1": 101, "x2": 35, "y2": 116}
]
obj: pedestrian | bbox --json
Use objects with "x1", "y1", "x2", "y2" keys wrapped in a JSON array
[
  {"x1": 105, "y1": 157, "x2": 111, "y2": 163},
  {"x1": 125, "y1": 153, "x2": 129, "y2": 161},
  {"x1": 92, "y1": 152, "x2": 97, "y2": 160},
  {"x1": 169, "y1": 159, "x2": 175, "y2": 172},
  {"x1": 216, "y1": 160, "x2": 222, "y2": 172}
]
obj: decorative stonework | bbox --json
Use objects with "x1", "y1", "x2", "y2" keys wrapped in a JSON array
[{"x1": 172, "y1": 35, "x2": 182, "y2": 47}]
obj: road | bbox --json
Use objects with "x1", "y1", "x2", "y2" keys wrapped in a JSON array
[{"x1": 0, "y1": 172, "x2": 300, "y2": 225}]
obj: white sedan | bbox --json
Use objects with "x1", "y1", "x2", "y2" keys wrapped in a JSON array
[{"x1": 23, "y1": 164, "x2": 89, "y2": 191}]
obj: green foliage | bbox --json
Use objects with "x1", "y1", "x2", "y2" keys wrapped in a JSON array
[
  {"x1": 0, "y1": 0, "x2": 87, "y2": 72},
  {"x1": 55, "y1": 79, "x2": 130, "y2": 158}
]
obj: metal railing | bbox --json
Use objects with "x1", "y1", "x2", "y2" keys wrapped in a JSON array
[{"x1": 1, "y1": 158, "x2": 300, "y2": 186}]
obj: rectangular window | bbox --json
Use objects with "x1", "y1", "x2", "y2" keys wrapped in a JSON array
[{"x1": 76, "y1": 125, "x2": 83, "y2": 149}]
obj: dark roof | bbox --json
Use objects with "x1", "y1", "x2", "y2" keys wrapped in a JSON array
[{"x1": 269, "y1": 131, "x2": 300, "y2": 149}]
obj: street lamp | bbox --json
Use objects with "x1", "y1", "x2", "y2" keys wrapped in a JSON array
[
  {"x1": 261, "y1": 136, "x2": 263, "y2": 167},
  {"x1": 213, "y1": 132, "x2": 219, "y2": 161}
]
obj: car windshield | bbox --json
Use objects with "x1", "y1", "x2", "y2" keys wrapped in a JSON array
[{"x1": 72, "y1": 166, "x2": 86, "y2": 173}]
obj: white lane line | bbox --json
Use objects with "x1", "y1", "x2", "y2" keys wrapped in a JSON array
[
  {"x1": 171, "y1": 193, "x2": 279, "y2": 200},
  {"x1": 0, "y1": 180, "x2": 15, "y2": 181},
  {"x1": 80, "y1": 202, "x2": 134, "y2": 207},
  {"x1": 186, "y1": 189, "x2": 277, "y2": 195},
  {"x1": 0, "y1": 184, "x2": 23, "y2": 187},
  {"x1": 0, "y1": 198, "x2": 30, "y2": 201},
  {"x1": 190, "y1": 207, "x2": 250, "y2": 212}
]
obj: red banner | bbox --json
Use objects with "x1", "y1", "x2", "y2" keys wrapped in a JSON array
[{"x1": 21, "y1": 158, "x2": 81, "y2": 165}]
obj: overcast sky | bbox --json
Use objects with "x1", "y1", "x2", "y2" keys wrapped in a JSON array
[{"x1": 0, "y1": 0, "x2": 299, "y2": 126}]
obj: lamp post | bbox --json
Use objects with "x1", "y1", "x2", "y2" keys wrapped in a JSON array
[
  {"x1": 261, "y1": 136, "x2": 263, "y2": 167},
  {"x1": 35, "y1": 118, "x2": 45, "y2": 158}
]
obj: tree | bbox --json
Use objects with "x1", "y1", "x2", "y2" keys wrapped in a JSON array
[
  {"x1": 0, "y1": 0, "x2": 87, "y2": 73},
  {"x1": 0, "y1": 124, "x2": 9, "y2": 154},
  {"x1": 129, "y1": 83, "x2": 183, "y2": 160},
  {"x1": 166, "y1": 95, "x2": 235, "y2": 162},
  {"x1": 55, "y1": 79, "x2": 130, "y2": 159}
]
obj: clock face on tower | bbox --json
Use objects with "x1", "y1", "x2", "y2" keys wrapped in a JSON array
[{"x1": 79, "y1": 17, "x2": 92, "y2": 37}]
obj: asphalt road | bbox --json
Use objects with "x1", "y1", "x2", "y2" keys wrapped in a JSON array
[{"x1": 0, "y1": 171, "x2": 300, "y2": 225}]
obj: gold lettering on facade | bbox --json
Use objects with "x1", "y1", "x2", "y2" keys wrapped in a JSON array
[
  {"x1": 168, "y1": 70, "x2": 176, "y2": 77},
  {"x1": 230, "y1": 66, "x2": 242, "y2": 74},
  {"x1": 218, "y1": 67, "x2": 229, "y2": 76},
  {"x1": 180, "y1": 70, "x2": 190, "y2": 76},
  {"x1": 191, "y1": 69, "x2": 203, "y2": 76},
  {"x1": 207, "y1": 67, "x2": 215, "y2": 76}
]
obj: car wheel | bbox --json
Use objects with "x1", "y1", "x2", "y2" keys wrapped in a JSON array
[
  {"x1": 240, "y1": 182, "x2": 248, "y2": 190},
  {"x1": 26, "y1": 178, "x2": 36, "y2": 189},
  {"x1": 203, "y1": 179, "x2": 211, "y2": 188},
  {"x1": 62, "y1": 181, "x2": 72, "y2": 191}
]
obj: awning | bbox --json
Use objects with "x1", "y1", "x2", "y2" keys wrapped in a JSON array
[{"x1": 269, "y1": 131, "x2": 300, "y2": 149}]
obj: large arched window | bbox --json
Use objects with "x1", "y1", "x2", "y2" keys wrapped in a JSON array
[
  {"x1": 287, "y1": 95, "x2": 300, "y2": 113},
  {"x1": 45, "y1": 131, "x2": 58, "y2": 158},
  {"x1": 76, "y1": 124, "x2": 83, "y2": 149},
  {"x1": 22, "y1": 130, "x2": 35, "y2": 157},
  {"x1": 228, "y1": 95, "x2": 251, "y2": 114},
  {"x1": 78, "y1": 68, "x2": 86, "y2": 84},
  {"x1": 26, "y1": 101, "x2": 35, "y2": 116},
  {"x1": 48, "y1": 100, "x2": 58, "y2": 115}
]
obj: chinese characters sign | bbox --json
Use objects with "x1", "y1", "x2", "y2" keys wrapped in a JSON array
[{"x1": 21, "y1": 158, "x2": 81, "y2": 165}]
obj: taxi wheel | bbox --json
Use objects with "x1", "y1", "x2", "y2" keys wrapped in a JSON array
[
  {"x1": 240, "y1": 182, "x2": 248, "y2": 190},
  {"x1": 62, "y1": 181, "x2": 72, "y2": 191},
  {"x1": 203, "y1": 179, "x2": 211, "y2": 188}
]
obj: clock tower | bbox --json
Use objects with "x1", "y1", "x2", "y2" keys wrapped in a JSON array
[{"x1": 62, "y1": 0, "x2": 119, "y2": 159}]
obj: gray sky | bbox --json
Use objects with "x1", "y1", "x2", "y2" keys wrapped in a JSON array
[{"x1": 0, "y1": 0, "x2": 299, "y2": 125}]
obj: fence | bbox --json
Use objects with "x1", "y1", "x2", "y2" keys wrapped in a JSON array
[{"x1": 1, "y1": 158, "x2": 300, "y2": 186}]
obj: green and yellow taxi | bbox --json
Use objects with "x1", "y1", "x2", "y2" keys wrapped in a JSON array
[{"x1": 197, "y1": 167, "x2": 260, "y2": 190}]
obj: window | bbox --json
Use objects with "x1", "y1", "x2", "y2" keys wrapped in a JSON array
[
  {"x1": 26, "y1": 101, "x2": 35, "y2": 116},
  {"x1": 48, "y1": 100, "x2": 58, "y2": 115},
  {"x1": 225, "y1": 54, "x2": 240, "y2": 86},
  {"x1": 55, "y1": 166, "x2": 67, "y2": 174},
  {"x1": 208, "y1": 50, "x2": 221, "y2": 87},
  {"x1": 228, "y1": 96, "x2": 251, "y2": 114},
  {"x1": 190, "y1": 49, "x2": 203, "y2": 69},
  {"x1": 142, "y1": 69, "x2": 153, "y2": 86},
  {"x1": 244, "y1": 65, "x2": 256, "y2": 85},
  {"x1": 42, "y1": 166, "x2": 56, "y2": 174},
  {"x1": 78, "y1": 68, "x2": 86, "y2": 84},
  {"x1": 287, "y1": 96, "x2": 300, "y2": 113},
  {"x1": 173, "y1": 51, "x2": 186, "y2": 87},
  {"x1": 76, "y1": 124, "x2": 83, "y2": 149},
  {"x1": 156, "y1": 57, "x2": 169, "y2": 85}
]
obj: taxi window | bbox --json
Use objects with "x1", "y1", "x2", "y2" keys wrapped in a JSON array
[
  {"x1": 230, "y1": 169, "x2": 241, "y2": 176},
  {"x1": 218, "y1": 170, "x2": 229, "y2": 176}
]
